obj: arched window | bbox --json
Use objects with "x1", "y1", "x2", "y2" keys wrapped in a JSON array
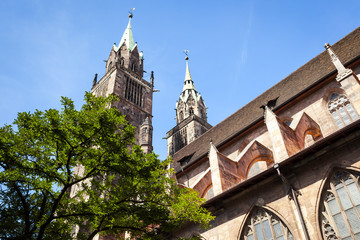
[
  {"x1": 320, "y1": 170, "x2": 360, "y2": 240},
  {"x1": 328, "y1": 93, "x2": 358, "y2": 128},
  {"x1": 202, "y1": 185, "x2": 214, "y2": 200},
  {"x1": 247, "y1": 161, "x2": 267, "y2": 179},
  {"x1": 241, "y1": 208, "x2": 294, "y2": 240},
  {"x1": 179, "y1": 111, "x2": 184, "y2": 122},
  {"x1": 131, "y1": 62, "x2": 136, "y2": 72},
  {"x1": 189, "y1": 107, "x2": 194, "y2": 115}
]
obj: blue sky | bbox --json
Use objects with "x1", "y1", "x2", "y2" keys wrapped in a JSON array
[{"x1": 0, "y1": 0, "x2": 359, "y2": 160}]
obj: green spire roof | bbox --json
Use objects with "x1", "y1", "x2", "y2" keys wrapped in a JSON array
[{"x1": 116, "y1": 15, "x2": 135, "y2": 52}]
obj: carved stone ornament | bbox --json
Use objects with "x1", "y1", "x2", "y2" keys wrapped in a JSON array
[
  {"x1": 336, "y1": 68, "x2": 353, "y2": 82},
  {"x1": 322, "y1": 217, "x2": 338, "y2": 240}
]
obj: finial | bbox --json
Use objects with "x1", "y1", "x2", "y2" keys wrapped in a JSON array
[
  {"x1": 150, "y1": 71, "x2": 154, "y2": 86},
  {"x1": 92, "y1": 73, "x2": 98, "y2": 88},
  {"x1": 129, "y1": 8, "x2": 135, "y2": 18},
  {"x1": 184, "y1": 49, "x2": 189, "y2": 60},
  {"x1": 324, "y1": 42, "x2": 353, "y2": 81}
]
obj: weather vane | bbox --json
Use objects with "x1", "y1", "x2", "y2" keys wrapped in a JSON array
[
  {"x1": 129, "y1": 8, "x2": 135, "y2": 14},
  {"x1": 184, "y1": 50, "x2": 189, "y2": 60}
]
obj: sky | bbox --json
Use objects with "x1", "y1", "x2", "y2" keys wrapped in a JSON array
[{"x1": 0, "y1": 0, "x2": 359, "y2": 160}]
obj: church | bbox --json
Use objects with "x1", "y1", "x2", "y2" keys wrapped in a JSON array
[
  {"x1": 91, "y1": 12, "x2": 360, "y2": 240},
  {"x1": 167, "y1": 28, "x2": 360, "y2": 239}
]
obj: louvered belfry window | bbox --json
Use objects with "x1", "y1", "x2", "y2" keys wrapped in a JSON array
[
  {"x1": 320, "y1": 170, "x2": 360, "y2": 240},
  {"x1": 125, "y1": 77, "x2": 143, "y2": 107}
]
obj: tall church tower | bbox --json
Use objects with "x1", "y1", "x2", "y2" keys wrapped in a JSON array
[
  {"x1": 91, "y1": 13, "x2": 153, "y2": 153},
  {"x1": 166, "y1": 56, "x2": 212, "y2": 155}
]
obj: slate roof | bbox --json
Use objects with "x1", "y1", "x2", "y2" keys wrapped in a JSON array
[{"x1": 172, "y1": 26, "x2": 360, "y2": 173}]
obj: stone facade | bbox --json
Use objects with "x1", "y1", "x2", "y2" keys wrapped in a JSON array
[{"x1": 169, "y1": 27, "x2": 360, "y2": 239}]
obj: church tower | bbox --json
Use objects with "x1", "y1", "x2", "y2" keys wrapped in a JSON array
[
  {"x1": 166, "y1": 56, "x2": 212, "y2": 155},
  {"x1": 91, "y1": 13, "x2": 153, "y2": 153}
]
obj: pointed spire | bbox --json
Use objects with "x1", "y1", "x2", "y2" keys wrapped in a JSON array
[
  {"x1": 183, "y1": 56, "x2": 196, "y2": 92},
  {"x1": 118, "y1": 14, "x2": 135, "y2": 52},
  {"x1": 324, "y1": 43, "x2": 353, "y2": 81},
  {"x1": 185, "y1": 56, "x2": 192, "y2": 81}
]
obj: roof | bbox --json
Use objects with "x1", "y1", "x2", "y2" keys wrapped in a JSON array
[
  {"x1": 114, "y1": 15, "x2": 135, "y2": 52},
  {"x1": 172, "y1": 26, "x2": 360, "y2": 173},
  {"x1": 179, "y1": 58, "x2": 202, "y2": 104}
]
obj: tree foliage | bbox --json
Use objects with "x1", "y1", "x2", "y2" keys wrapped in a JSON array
[{"x1": 0, "y1": 93, "x2": 214, "y2": 240}]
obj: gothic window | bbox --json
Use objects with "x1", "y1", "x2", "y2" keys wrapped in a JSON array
[
  {"x1": 125, "y1": 77, "x2": 144, "y2": 107},
  {"x1": 320, "y1": 170, "x2": 360, "y2": 240},
  {"x1": 247, "y1": 161, "x2": 267, "y2": 179},
  {"x1": 131, "y1": 62, "x2": 136, "y2": 72},
  {"x1": 179, "y1": 111, "x2": 184, "y2": 122},
  {"x1": 189, "y1": 107, "x2": 194, "y2": 115},
  {"x1": 202, "y1": 185, "x2": 214, "y2": 200},
  {"x1": 328, "y1": 93, "x2": 358, "y2": 128},
  {"x1": 241, "y1": 208, "x2": 294, "y2": 240},
  {"x1": 120, "y1": 58, "x2": 124, "y2": 66}
]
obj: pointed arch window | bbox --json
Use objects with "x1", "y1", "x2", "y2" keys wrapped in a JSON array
[
  {"x1": 247, "y1": 161, "x2": 268, "y2": 179},
  {"x1": 131, "y1": 62, "x2": 137, "y2": 72},
  {"x1": 241, "y1": 208, "x2": 294, "y2": 240},
  {"x1": 202, "y1": 185, "x2": 214, "y2": 200},
  {"x1": 189, "y1": 107, "x2": 194, "y2": 115},
  {"x1": 328, "y1": 93, "x2": 358, "y2": 128},
  {"x1": 179, "y1": 111, "x2": 184, "y2": 122},
  {"x1": 320, "y1": 170, "x2": 360, "y2": 240}
]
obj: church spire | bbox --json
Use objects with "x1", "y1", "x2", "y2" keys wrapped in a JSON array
[
  {"x1": 183, "y1": 56, "x2": 196, "y2": 92},
  {"x1": 166, "y1": 54, "x2": 212, "y2": 155},
  {"x1": 117, "y1": 13, "x2": 135, "y2": 52}
]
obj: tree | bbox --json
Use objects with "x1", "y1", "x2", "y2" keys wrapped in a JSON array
[{"x1": 0, "y1": 93, "x2": 214, "y2": 240}]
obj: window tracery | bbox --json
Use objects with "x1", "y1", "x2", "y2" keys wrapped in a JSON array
[
  {"x1": 241, "y1": 208, "x2": 294, "y2": 240},
  {"x1": 328, "y1": 93, "x2": 358, "y2": 128},
  {"x1": 320, "y1": 170, "x2": 360, "y2": 240}
]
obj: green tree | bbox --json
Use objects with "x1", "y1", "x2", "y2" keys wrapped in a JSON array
[{"x1": 0, "y1": 93, "x2": 214, "y2": 240}]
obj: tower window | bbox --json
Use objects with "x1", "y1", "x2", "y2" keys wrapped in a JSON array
[
  {"x1": 189, "y1": 107, "x2": 194, "y2": 115},
  {"x1": 179, "y1": 111, "x2": 184, "y2": 122},
  {"x1": 174, "y1": 127, "x2": 187, "y2": 152},
  {"x1": 328, "y1": 93, "x2": 358, "y2": 128},
  {"x1": 125, "y1": 77, "x2": 144, "y2": 107},
  {"x1": 131, "y1": 63, "x2": 136, "y2": 72}
]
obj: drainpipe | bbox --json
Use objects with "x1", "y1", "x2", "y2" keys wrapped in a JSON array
[{"x1": 274, "y1": 164, "x2": 310, "y2": 240}]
